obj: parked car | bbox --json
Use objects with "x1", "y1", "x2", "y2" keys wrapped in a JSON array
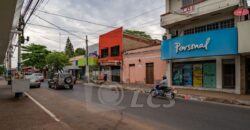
[
  {"x1": 48, "y1": 73, "x2": 74, "y2": 89},
  {"x1": 32, "y1": 73, "x2": 44, "y2": 82},
  {"x1": 25, "y1": 75, "x2": 41, "y2": 88},
  {"x1": 24, "y1": 72, "x2": 32, "y2": 79}
]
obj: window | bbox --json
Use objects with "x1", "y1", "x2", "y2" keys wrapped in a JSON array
[
  {"x1": 172, "y1": 61, "x2": 216, "y2": 88},
  {"x1": 182, "y1": 0, "x2": 193, "y2": 7},
  {"x1": 101, "y1": 48, "x2": 109, "y2": 58},
  {"x1": 111, "y1": 46, "x2": 120, "y2": 57},
  {"x1": 184, "y1": 19, "x2": 235, "y2": 35},
  {"x1": 182, "y1": 0, "x2": 205, "y2": 7}
]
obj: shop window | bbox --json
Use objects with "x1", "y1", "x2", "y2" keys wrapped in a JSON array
[
  {"x1": 172, "y1": 61, "x2": 216, "y2": 87},
  {"x1": 193, "y1": 64, "x2": 203, "y2": 87},
  {"x1": 111, "y1": 46, "x2": 120, "y2": 57},
  {"x1": 172, "y1": 64, "x2": 184, "y2": 86},
  {"x1": 101, "y1": 48, "x2": 109, "y2": 58}
]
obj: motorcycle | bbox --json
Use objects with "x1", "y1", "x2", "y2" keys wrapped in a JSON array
[{"x1": 150, "y1": 86, "x2": 177, "y2": 99}]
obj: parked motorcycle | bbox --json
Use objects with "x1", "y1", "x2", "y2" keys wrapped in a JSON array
[{"x1": 150, "y1": 86, "x2": 177, "y2": 99}]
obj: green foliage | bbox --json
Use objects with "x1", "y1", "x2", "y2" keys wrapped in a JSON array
[
  {"x1": 46, "y1": 52, "x2": 69, "y2": 73},
  {"x1": 21, "y1": 43, "x2": 50, "y2": 70},
  {"x1": 65, "y1": 37, "x2": 74, "y2": 58},
  {"x1": 124, "y1": 29, "x2": 152, "y2": 39},
  {"x1": 74, "y1": 48, "x2": 86, "y2": 56},
  {"x1": 0, "y1": 65, "x2": 6, "y2": 75}
]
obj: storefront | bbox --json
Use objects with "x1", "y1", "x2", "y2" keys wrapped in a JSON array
[{"x1": 161, "y1": 28, "x2": 239, "y2": 93}]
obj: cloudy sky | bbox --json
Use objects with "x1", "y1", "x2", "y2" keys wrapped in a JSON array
[
  {"x1": 26, "y1": 0, "x2": 165, "y2": 49},
  {"x1": 11, "y1": 0, "x2": 250, "y2": 68},
  {"x1": 12, "y1": 0, "x2": 165, "y2": 68}
]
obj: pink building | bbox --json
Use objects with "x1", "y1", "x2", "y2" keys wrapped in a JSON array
[{"x1": 122, "y1": 45, "x2": 167, "y2": 84}]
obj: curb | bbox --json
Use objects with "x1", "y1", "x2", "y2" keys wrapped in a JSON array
[
  {"x1": 176, "y1": 94, "x2": 250, "y2": 106},
  {"x1": 82, "y1": 83, "x2": 250, "y2": 107}
]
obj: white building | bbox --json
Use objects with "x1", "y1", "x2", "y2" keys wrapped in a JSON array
[{"x1": 160, "y1": 0, "x2": 250, "y2": 94}]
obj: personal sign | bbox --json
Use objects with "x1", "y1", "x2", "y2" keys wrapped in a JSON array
[{"x1": 175, "y1": 37, "x2": 211, "y2": 53}]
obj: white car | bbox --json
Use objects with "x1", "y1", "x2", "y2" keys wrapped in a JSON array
[
  {"x1": 32, "y1": 73, "x2": 44, "y2": 82},
  {"x1": 29, "y1": 76, "x2": 41, "y2": 88}
]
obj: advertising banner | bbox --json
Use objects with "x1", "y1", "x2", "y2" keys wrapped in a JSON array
[
  {"x1": 161, "y1": 28, "x2": 238, "y2": 60},
  {"x1": 193, "y1": 64, "x2": 203, "y2": 87},
  {"x1": 183, "y1": 64, "x2": 192, "y2": 86},
  {"x1": 172, "y1": 64, "x2": 183, "y2": 85},
  {"x1": 203, "y1": 63, "x2": 216, "y2": 88}
]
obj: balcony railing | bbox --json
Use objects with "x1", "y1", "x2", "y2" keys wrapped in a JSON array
[{"x1": 161, "y1": 0, "x2": 239, "y2": 27}]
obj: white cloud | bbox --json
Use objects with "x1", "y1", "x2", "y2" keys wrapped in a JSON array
[{"x1": 12, "y1": 0, "x2": 165, "y2": 68}]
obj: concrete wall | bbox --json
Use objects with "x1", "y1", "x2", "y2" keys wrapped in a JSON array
[
  {"x1": 238, "y1": 20, "x2": 250, "y2": 53},
  {"x1": 122, "y1": 36, "x2": 151, "y2": 51},
  {"x1": 161, "y1": 0, "x2": 239, "y2": 28},
  {"x1": 122, "y1": 45, "x2": 167, "y2": 84}
]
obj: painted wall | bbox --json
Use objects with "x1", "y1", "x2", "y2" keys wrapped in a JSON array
[
  {"x1": 123, "y1": 45, "x2": 167, "y2": 84},
  {"x1": 99, "y1": 27, "x2": 123, "y2": 63},
  {"x1": 238, "y1": 20, "x2": 250, "y2": 53}
]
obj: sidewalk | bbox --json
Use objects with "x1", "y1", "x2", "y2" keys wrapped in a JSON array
[
  {"x1": 80, "y1": 81, "x2": 250, "y2": 106},
  {"x1": 0, "y1": 78, "x2": 67, "y2": 130}
]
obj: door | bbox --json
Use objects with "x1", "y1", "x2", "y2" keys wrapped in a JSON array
[
  {"x1": 111, "y1": 66, "x2": 120, "y2": 82},
  {"x1": 146, "y1": 63, "x2": 154, "y2": 84},
  {"x1": 129, "y1": 64, "x2": 136, "y2": 83},
  {"x1": 223, "y1": 60, "x2": 235, "y2": 89},
  {"x1": 246, "y1": 58, "x2": 250, "y2": 94}
]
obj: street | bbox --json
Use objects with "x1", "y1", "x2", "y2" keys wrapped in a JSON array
[{"x1": 26, "y1": 82, "x2": 250, "y2": 130}]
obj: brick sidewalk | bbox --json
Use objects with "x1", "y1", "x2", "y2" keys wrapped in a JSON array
[{"x1": 0, "y1": 78, "x2": 67, "y2": 130}]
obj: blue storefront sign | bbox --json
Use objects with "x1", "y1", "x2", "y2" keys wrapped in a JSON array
[{"x1": 161, "y1": 28, "x2": 238, "y2": 60}]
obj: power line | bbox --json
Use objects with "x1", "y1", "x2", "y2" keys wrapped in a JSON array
[
  {"x1": 27, "y1": 22, "x2": 99, "y2": 36},
  {"x1": 89, "y1": 5, "x2": 164, "y2": 35},
  {"x1": 22, "y1": 0, "x2": 34, "y2": 17},
  {"x1": 36, "y1": 10, "x2": 117, "y2": 28},
  {"x1": 117, "y1": 5, "x2": 164, "y2": 25},
  {"x1": 33, "y1": 14, "x2": 95, "y2": 43},
  {"x1": 25, "y1": 0, "x2": 42, "y2": 25}
]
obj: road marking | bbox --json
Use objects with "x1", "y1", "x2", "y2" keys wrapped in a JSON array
[{"x1": 24, "y1": 92, "x2": 61, "y2": 122}]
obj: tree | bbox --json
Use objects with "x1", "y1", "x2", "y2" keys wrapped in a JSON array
[
  {"x1": 46, "y1": 52, "x2": 69, "y2": 73},
  {"x1": 65, "y1": 37, "x2": 74, "y2": 58},
  {"x1": 124, "y1": 30, "x2": 152, "y2": 39},
  {"x1": 0, "y1": 65, "x2": 6, "y2": 75},
  {"x1": 21, "y1": 43, "x2": 50, "y2": 70},
  {"x1": 74, "y1": 48, "x2": 86, "y2": 56}
]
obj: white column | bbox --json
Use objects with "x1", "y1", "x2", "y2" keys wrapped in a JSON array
[
  {"x1": 216, "y1": 58, "x2": 222, "y2": 89},
  {"x1": 235, "y1": 56, "x2": 241, "y2": 94}
]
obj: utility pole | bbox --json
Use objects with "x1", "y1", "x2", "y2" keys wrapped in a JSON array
[
  {"x1": 85, "y1": 35, "x2": 89, "y2": 83},
  {"x1": 59, "y1": 32, "x2": 61, "y2": 51},
  {"x1": 7, "y1": 45, "x2": 12, "y2": 85},
  {"x1": 17, "y1": 34, "x2": 21, "y2": 72},
  {"x1": 17, "y1": 17, "x2": 25, "y2": 72}
]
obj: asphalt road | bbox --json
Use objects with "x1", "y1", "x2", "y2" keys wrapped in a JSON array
[{"x1": 37, "y1": 83, "x2": 250, "y2": 130}]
